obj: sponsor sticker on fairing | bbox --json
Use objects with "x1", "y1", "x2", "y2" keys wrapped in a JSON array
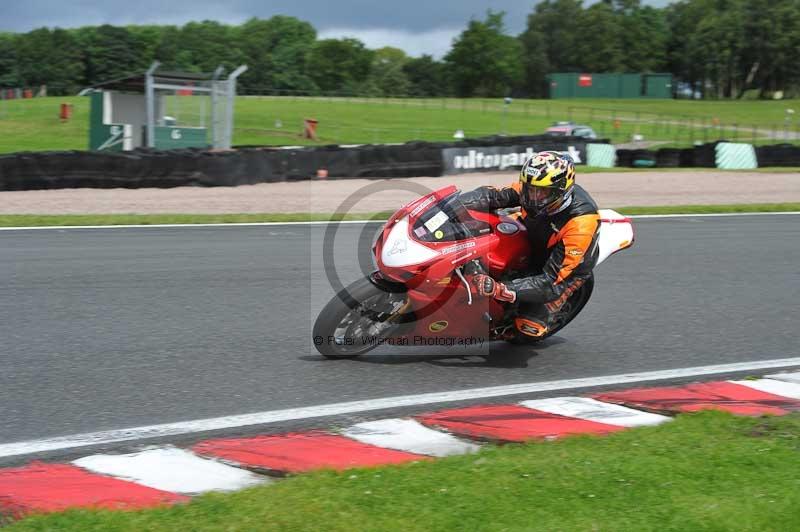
[
  {"x1": 410, "y1": 197, "x2": 435, "y2": 217},
  {"x1": 440, "y1": 241, "x2": 476, "y2": 254},
  {"x1": 424, "y1": 211, "x2": 449, "y2": 232}
]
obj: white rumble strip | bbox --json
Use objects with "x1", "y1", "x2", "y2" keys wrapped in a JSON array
[
  {"x1": 518, "y1": 397, "x2": 670, "y2": 427},
  {"x1": 73, "y1": 447, "x2": 267, "y2": 494},
  {"x1": 765, "y1": 370, "x2": 800, "y2": 385},
  {"x1": 342, "y1": 418, "x2": 481, "y2": 457},
  {"x1": 731, "y1": 378, "x2": 800, "y2": 399}
]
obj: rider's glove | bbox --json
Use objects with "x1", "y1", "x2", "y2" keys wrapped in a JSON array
[{"x1": 473, "y1": 274, "x2": 516, "y2": 303}]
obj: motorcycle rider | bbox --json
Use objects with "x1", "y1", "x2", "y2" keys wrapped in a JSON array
[{"x1": 459, "y1": 151, "x2": 600, "y2": 340}]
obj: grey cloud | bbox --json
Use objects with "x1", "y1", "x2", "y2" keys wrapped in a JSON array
[{"x1": 0, "y1": 1, "x2": 674, "y2": 35}]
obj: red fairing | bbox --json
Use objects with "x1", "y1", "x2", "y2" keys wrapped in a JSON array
[
  {"x1": 371, "y1": 187, "x2": 531, "y2": 340},
  {"x1": 468, "y1": 210, "x2": 529, "y2": 276}
]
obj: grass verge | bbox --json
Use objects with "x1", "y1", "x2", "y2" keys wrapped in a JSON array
[
  {"x1": 0, "y1": 203, "x2": 798, "y2": 227},
  {"x1": 7, "y1": 411, "x2": 800, "y2": 531},
  {"x1": 3, "y1": 96, "x2": 800, "y2": 153},
  {"x1": 616, "y1": 203, "x2": 800, "y2": 215}
]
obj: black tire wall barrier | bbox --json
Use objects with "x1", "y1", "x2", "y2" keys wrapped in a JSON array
[
  {"x1": 692, "y1": 142, "x2": 719, "y2": 168},
  {"x1": 0, "y1": 135, "x2": 603, "y2": 191},
  {"x1": 755, "y1": 144, "x2": 800, "y2": 166},
  {"x1": 655, "y1": 148, "x2": 681, "y2": 168},
  {"x1": 1, "y1": 138, "x2": 797, "y2": 191}
]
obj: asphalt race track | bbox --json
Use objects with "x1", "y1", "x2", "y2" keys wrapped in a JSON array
[{"x1": 1, "y1": 215, "x2": 798, "y2": 451}]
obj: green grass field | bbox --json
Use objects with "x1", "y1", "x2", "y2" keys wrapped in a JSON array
[
  {"x1": 0, "y1": 203, "x2": 798, "y2": 227},
  {"x1": 2, "y1": 96, "x2": 800, "y2": 154},
  {"x1": 7, "y1": 412, "x2": 800, "y2": 531}
]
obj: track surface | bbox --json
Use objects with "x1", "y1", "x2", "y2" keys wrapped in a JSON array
[{"x1": 1, "y1": 215, "x2": 798, "y2": 446}]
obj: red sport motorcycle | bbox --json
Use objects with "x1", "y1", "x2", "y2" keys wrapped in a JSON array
[{"x1": 313, "y1": 185, "x2": 633, "y2": 358}]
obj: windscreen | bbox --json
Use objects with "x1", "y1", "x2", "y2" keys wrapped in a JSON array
[{"x1": 411, "y1": 192, "x2": 492, "y2": 242}]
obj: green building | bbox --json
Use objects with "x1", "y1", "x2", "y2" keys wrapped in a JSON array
[{"x1": 547, "y1": 73, "x2": 672, "y2": 99}]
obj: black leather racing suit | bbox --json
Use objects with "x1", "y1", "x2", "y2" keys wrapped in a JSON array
[{"x1": 460, "y1": 183, "x2": 601, "y2": 337}]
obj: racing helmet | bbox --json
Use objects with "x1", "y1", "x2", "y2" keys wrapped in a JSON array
[{"x1": 519, "y1": 151, "x2": 576, "y2": 216}]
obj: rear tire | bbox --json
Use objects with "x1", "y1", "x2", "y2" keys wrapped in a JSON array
[{"x1": 312, "y1": 277, "x2": 410, "y2": 359}]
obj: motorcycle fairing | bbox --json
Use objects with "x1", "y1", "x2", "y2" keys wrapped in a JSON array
[{"x1": 374, "y1": 190, "x2": 634, "y2": 342}]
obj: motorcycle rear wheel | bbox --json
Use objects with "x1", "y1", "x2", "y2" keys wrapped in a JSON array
[{"x1": 312, "y1": 277, "x2": 410, "y2": 359}]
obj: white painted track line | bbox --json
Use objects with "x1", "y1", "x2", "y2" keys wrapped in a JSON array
[
  {"x1": 629, "y1": 212, "x2": 800, "y2": 219},
  {"x1": 0, "y1": 220, "x2": 383, "y2": 231},
  {"x1": 73, "y1": 447, "x2": 267, "y2": 494},
  {"x1": 766, "y1": 370, "x2": 800, "y2": 384},
  {"x1": 342, "y1": 418, "x2": 481, "y2": 457},
  {"x1": 0, "y1": 211, "x2": 797, "y2": 231},
  {"x1": 1, "y1": 357, "x2": 799, "y2": 459},
  {"x1": 519, "y1": 397, "x2": 669, "y2": 427}
]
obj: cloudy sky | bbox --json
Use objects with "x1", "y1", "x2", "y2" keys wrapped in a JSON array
[{"x1": 1, "y1": 0, "x2": 672, "y2": 58}]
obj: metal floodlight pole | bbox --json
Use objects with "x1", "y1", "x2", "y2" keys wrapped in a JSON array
[
  {"x1": 145, "y1": 61, "x2": 160, "y2": 148},
  {"x1": 211, "y1": 66, "x2": 224, "y2": 148},
  {"x1": 224, "y1": 65, "x2": 248, "y2": 149}
]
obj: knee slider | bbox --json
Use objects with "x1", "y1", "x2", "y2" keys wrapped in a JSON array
[{"x1": 514, "y1": 317, "x2": 548, "y2": 338}]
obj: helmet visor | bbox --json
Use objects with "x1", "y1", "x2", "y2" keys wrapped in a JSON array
[{"x1": 524, "y1": 184, "x2": 561, "y2": 213}]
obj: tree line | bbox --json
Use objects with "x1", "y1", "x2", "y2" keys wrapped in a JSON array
[{"x1": 1, "y1": 0, "x2": 799, "y2": 99}]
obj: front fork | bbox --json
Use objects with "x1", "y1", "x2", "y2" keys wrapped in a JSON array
[{"x1": 367, "y1": 270, "x2": 407, "y2": 293}]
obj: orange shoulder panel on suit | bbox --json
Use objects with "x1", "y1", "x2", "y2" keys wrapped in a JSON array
[{"x1": 554, "y1": 214, "x2": 600, "y2": 284}]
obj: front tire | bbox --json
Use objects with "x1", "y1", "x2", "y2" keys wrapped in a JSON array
[{"x1": 312, "y1": 277, "x2": 410, "y2": 359}]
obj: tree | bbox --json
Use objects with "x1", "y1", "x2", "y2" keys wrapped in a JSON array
[
  {"x1": 15, "y1": 28, "x2": 83, "y2": 94},
  {"x1": 127, "y1": 25, "x2": 165, "y2": 71},
  {"x1": 573, "y1": 2, "x2": 624, "y2": 72},
  {"x1": 154, "y1": 26, "x2": 196, "y2": 71},
  {"x1": 738, "y1": 0, "x2": 800, "y2": 95},
  {"x1": 666, "y1": 0, "x2": 706, "y2": 95},
  {"x1": 403, "y1": 55, "x2": 449, "y2": 97},
  {"x1": 518, "y1": 22, "x2": 550, "y2": 97},
  {"x1": 687, "y1": 2, "x2": 745, "y2": 98},
  {"x1": 617, "y1": 4, "x2": 669, "y2": 72},
  {"x1": 444, "y1": 11, "x2": 523, "y2": 97},
  {"x1": 83, "y1": 25, "x2": 142, "y2": 84},
  {"x1": 364, "y1": 47, "x2": 410, "y2": 96},
  {"x1": 525, "y1": 0, "x2": 584, "y2": 73},
  {"x1": 305, "y1": 38, "x2": 373, "y2": 94},
  {"x1": 0, "y1": 34, "x2": 18, "y2": 87},
  {"x1": 237, "y1": 16, "x2": 317, "y2": 93},
  {"x1": 178, "y1": 21, "x2": 242, "y2": 73}
]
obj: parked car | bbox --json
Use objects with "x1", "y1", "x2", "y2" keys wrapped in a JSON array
[{"x1": 544, "y1": 122, "x2": 597, "y2": 139}]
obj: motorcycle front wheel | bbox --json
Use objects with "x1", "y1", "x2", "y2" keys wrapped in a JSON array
[{"x1": 312, "y1": 277, "x2": 410, "y2": 359}]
